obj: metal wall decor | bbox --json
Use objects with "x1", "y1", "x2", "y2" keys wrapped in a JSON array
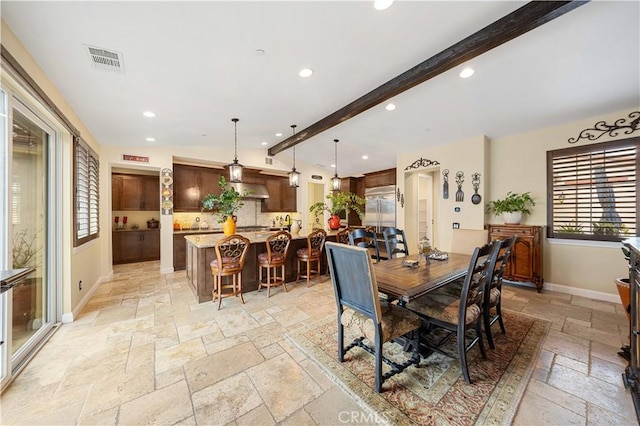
[
  {"x1": 442, "y1": 169, "x2": 449, "y2": 199},
  {"x1": 397, "y1": 187, "x2": 401, "y2": 202},
  {"x1": 455, "y1": 171, "x2": 464, "y2": 202},
  {"x1": 401, "y1": 193, "x2": 405, "y2": 208},
  {"x1": 471, "y1": 172, "x2": 482, "y2": 205},
  {"x1": 404, "y1": 157, "x2": 440, "y2": 171},
  {"x1": 161, "y1": 168, "x2": 174, "y2": 215},
  {"x1": 568, "y1": 111, "x2": 640, "y2": 144}
]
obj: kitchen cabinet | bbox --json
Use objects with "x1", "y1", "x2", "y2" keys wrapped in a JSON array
[
  {"x1": 173, "y1": 164, "x2": 222, "y2": 212},
  {"x1": 259, "y1": 175, "x2": 297, "y2": 213},
  {"x1": 364, "y1": 168, "x2": 396, "y2": 188},
  {"x1": 113, "y1": 230, "x2": 160, "y2": 264},
  {"x1": 340, "y1": 177, "x2": 364, "y2": 226},
  {"x1": 486, "y1": 224, "x2": 543, "y2": 292},
  {"x1": 112, "y1": 174, "x2": 160, "y2": 211}
]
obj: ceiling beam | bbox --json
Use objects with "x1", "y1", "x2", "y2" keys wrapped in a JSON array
[{"x1": 269, "y1": 0, "x2": 588, "y2": 156}]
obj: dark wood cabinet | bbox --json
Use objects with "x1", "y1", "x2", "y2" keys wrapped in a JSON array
[
  {"x1": 112, "y1": 174, "x2": 159, "y2": 211},
  {"x1": 486, "y1": 224, "x2": 543, "y2": 292},
  {"x1": 340, "y1": 176, "x2": 365, "y2": 226},
  {"x1": 622, "y1": 239, "x2": 640, "y2": 422},
  {"x1": 364, "y1": 168, "x2": 396, "y2": 188},
  {"x1": 258, "y1": 174, "x2": 297, "y2": 213},
  {"x1": 113, "y1": 230, "x2": 160, "y2": 264},
  {"x1": 174, "y1": 233, "x2": 188, "y2": 271},
  {"x1": 173, "y1": 164, "x2": 221, "y2": 212}
]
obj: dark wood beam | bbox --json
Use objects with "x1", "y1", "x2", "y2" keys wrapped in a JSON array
[{"x1": 269, "y1": 0, "x2": 588, "y2": 156}]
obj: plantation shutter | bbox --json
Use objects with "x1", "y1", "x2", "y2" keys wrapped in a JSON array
[{"x1": 74, "y1": 137, "x2": 100, "y2": 246}]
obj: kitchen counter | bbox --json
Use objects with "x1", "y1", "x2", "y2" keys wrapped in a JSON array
[
  {"x1": 112, "y1": 228, "x2": 160, "y2": 232},
  {"x1": 184, "y1": 229, "x2": 339, "y2": 303}
]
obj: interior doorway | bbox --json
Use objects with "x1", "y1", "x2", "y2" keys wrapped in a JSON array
[
  {"x1": 307, "y1": 182, "x2": 325, "y2": 230},
  {"x1": 404, "y1": 170, "x2": 437, "y2": 251}
]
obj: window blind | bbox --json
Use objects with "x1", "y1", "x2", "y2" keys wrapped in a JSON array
[{"x1": 74, "y1": 137, "x2": 99, "y2": 246}]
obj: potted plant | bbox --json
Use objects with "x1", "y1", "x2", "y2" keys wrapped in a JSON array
[
  {"x1": 309, "y1": 191, "x2": 365, "y2": 230},
  {"x1": 202, "y1": 176, "x2": 251, "y2": 235},
  {"x1": 486, "y1": 191, "x2": 535, "y2": 224}
]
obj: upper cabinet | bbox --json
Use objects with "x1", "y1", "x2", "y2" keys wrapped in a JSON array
[
  {"x1": 364, "y1": 168, "x2": 396, "y2": 188},
  {"x1": 112, "y1": 174, "x2": 160, "y2": 211},
  {"x1": 244, "y1": 170, "x2": 297, "y2": 212},
  {"x1": 173, "y1": 164, "x2": 221, "y2": 212},
  {"x1": 340, "y1": 176, "x2": 365, "y2": 226}
]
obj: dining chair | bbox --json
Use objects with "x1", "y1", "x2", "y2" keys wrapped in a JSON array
[
  {"x1": 296, "y1": 228, "x2": 327, "y2": 286},
  {"x1": 450, "y1": 228, "x2": 489, "y2": 255},
  {"x1": 258, "y1": 231, "x2": 292, "y2": 298},
  {"x1": 210, "y1": 234, "x2": 250, "y2": 310},
  {"x1": 336, "y1": 228, "x2": 351, "y2": 245},
  {"x1": 349, "y1": 228, "x2": 382, "y2": 262},
  {"x1": 483, "y1": 235, "x2": 517, "y2": 349},
  {"x1": 383, "y1": 227, "x2": 409, "y2": 259},
  {"x1": 405, "y1": 240, "x2": 499, "y2": 384},
  {"x1": 325, "y1": 241, "x2": 422, "y2": 393}
]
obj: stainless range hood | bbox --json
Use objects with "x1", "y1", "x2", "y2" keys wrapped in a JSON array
[{"x1": 228, "y1": 182, "x2": 270, "y2": 199}]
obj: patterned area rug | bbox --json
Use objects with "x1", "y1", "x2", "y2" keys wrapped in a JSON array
[{"x1": 287, "y1": 310, "x2": 550, "y2": 425}]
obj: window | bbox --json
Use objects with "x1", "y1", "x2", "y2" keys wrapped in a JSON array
[
  {"x1": 547, "y1": 137, "x2": 639, "y2": 242},
  {"x1": 74, "y1": 136, "x2": 99, "y2": 246}
]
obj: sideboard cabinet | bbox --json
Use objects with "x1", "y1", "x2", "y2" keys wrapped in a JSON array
[{"x1": 486, "y1": 224, "x2": 543, "y2": 292}]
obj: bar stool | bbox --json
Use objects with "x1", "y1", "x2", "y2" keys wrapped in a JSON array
[
  {"x1": 258, "y1": 231, "x2": 292, "y2": 297},
  {"x1": 336, "y1": 228, "x2": 351, "y2": 244},
  {"x1": 210, "y1": 234, "x2": 250, "y2": 310},
  {"x1": 296, "y1": 228, "x2": 327, "y2": 286}
]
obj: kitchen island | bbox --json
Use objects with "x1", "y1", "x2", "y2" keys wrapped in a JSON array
[{"x1": 184, "y1": 230, "x2": 338, "y2": 303}]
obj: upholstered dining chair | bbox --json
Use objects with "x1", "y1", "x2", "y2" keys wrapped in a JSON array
[
  {"x1": 450, "y1": 228, "x2": 489, "y2": 255},
  {"x1": 258, "y1": 231, "x2": 292, "y2": 298},
  {"x1": 325, "y1": 242, "x2": 422, "y2": 393},
  {"x1": 483, "y1": 235, "x2": 517, "y2": 349},
  {"x1": 405, "y1": 240, "x2": 499, "y2": 384},
  {"x1": 336, "y1": 228, "x2": 351, "y2": 245},
  {"x1": 349, "y1": 228, "x2": 381, "y2": 262},
  {"x1": 296, "y1": 228, "x2": 327, "y2": 286},
  {"x1": 383, "y1": 227, "x2": 409, "y2": 259},
  {"x1": 210, "y1": 234, "x2": 250, "y2": 310}
]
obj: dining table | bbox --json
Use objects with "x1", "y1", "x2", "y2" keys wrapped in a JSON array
[{"x1": 373, "y1": 253, "x2": 471, "y2": 303}]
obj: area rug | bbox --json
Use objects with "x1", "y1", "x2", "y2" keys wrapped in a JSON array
[{"x1": 287, "y1": 310, "x2": 550, "y2": 425}]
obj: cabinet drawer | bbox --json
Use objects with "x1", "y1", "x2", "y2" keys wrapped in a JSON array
[{"x1": 489, "y1": 226, "x2": 533, "y2": 237}]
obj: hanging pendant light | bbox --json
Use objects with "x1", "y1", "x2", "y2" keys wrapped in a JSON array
[
  {"x1": 330, "y1": 138, "x2": 342, "y2": 192},
  {"x1": 288, "y1": 124, "x2": 301, "y2": 188},
  {"x1": 228, "y1": 118, "x2": 243, "y2": 183}
]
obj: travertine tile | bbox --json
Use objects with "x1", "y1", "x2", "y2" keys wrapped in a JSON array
[
  {"x1": 155, "y1": 337, "x2": 207, "y2": 374},
  {"x1": 513, "y1": 391, "x2": 586, "y2": 425},
  {"x1": 278, "y1": 408, "x2": 317, "y2": 426},
  {"x1": 555, "y1": 354, "x2": 589, "y2": 374},
  {"x1": 586, "y1": 401, "x2": 637, "y2": 425},
  {"x1": 305, "y1": 386, "x2": 377, "y2": 425},
  {"x1": 525, "y1": 379, "x2": 587, "y2": 416},
  {"x1": 81, "y1": 365, "x2": 154, "y2": 416},
  {"x1": 298, "y1": 358, "x2": 335, "y2": 391},
  {"x1": 246, "y1": 353, "x2": 323, "y2": 422},
  {"x1": 589, "y1": 355, "x2": 627, "y2": 387},
  {"x1": 259, "y1": 342, "x2": 285, "y2": 360},
  {"x1": 192, "y1": 373, "x2": 263, "y2": 425},
  {"x1": 235, "y1": 404, "x2": 276, "y2": 426},
  {"x1": 119, "y1": 380, "x2": 194, "y2": 425}
]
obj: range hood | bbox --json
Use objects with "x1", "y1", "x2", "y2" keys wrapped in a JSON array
[{"x1": 228, "y1": 182, "x2": 270, "y2": 199}]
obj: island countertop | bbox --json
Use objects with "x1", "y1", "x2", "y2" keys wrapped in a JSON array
[{"x1": 184, "y1": 229, "x2": 340, "y2": 248}]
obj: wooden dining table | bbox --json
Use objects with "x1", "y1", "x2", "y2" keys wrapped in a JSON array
[{"x1": 373, "y1": 253, "x2": 471, "y2": 303}]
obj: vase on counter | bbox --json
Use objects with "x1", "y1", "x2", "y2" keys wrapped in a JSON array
[
  {"x1": 290, "y1": 220, "x2": 301, "y2": 234},
  {"x1": 328, "y1": 214, "x2": 341, "y2": 230},
  {"x1": 222, "y1": 216, "x2": 237, "y2": 236}
]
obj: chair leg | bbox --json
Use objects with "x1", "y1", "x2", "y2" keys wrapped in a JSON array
[
  {"x1": 281, "y1": 265, "x2": 288, "y2": 292},
  {"x1": 306, "y1": 259, "x2": 311, "y2": 287},
  {"x1": 238, "y1": 273, "x2": 245, "y2": 304},
  {"x1": 317, "y1": 258, "x2": 324, "y2": 283},
  {"x1": 476, "y1": 319, "x2": 487, "y2": 360},
  {"x1": 267, "y1": 266, "x2": 271, "y2": 298},
  {"x1": 484, "y1": 305, "x2": 495, "y2": 350},
  {"x1": 217, "y1": 276, "x2": 223, "y2": 310},
  {"x1": 296, "y1": 259, "x2": 301, "y2": 283},
  {"x1": 458, "y1": 328, "x2": 471, "y2": 384},
  {"x1": 337, "y1": 312, "x2": 345, "y2": 362},
  {"x1": 374, "y1": 334, "x2": 383, "y2": 393},
  {"x1": 496, "y1": 300, "x2": 506, "y2": 334}
]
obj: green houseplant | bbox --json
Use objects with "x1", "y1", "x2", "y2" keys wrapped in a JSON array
[
  {"x1": 486, "y1": 191, "x2": 535, "y2": 224},
  {"x1": 202, "y1": 176, "x2": 251, "y2": 235},
  {"x1": 309, "y1": 191, "x2": 365, "y2": 230}
]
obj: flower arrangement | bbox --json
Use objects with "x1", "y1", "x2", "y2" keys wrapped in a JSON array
[
  {"x1": 486, "y1": 191, "x2": 535, "y2": 215},
  {"x1": 309, "y1": 191, "x2": 365, "y2": 219}
]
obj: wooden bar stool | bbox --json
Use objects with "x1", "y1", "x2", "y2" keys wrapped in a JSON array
[
  {"x1": 296, "y1": 228, "x2": 326, "y2": 287},
  {"x1": 258, "y1": 231, "x2": 292, "y2": 297},
  {"x1": 210, "y1": 234, "x2": 250, "y2": 310},
  {"x1": 336, "y1": 228, "x2": 351, "y2": 244}
]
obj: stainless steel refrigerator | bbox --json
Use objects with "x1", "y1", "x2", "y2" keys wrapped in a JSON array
[{"x1": 364, "y1": 185, "x2": 396, "y2": 233}]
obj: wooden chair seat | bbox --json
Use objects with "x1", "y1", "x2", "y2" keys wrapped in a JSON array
[
  {"x1": 406, "y1": 290, "x2": 482, "y2": 326},
  {"x1": 258, "y1": 252, "x2": 285, "y2": 264},
  {"x1": 296, "y1": 229, "x2": 326, "y2": 286},
  {"x1": 296, "y1": 248, "x2": 321, "y2": 259},
  {"x1": 341, "y1": 303, "x2": 421, "y2": 343},
  {"x1": 210, "y1": 235, "x2": 250, "y2": 310},
  {"x1": 258, "y1": 231, "x2": 292, "y2": 298},
  {"x1": 210, "y1": 258, "x2": 242, "y2": 270}
]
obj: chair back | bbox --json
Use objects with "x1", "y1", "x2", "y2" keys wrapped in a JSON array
[
  {"x1": 336, "y1": 228, "x2": 351, "y2": 245},
  {"x1": 306, "y1": 228, "x2": 327, "y2": 259},
  {"x1": 266, "y1": 231, "x2": 292, "y2": 263},
  {"x1": 459, "y1": 240, "x2": 500, "y2": 323},
  {"x1": 325, "y1": 242, "x2": 381, "y2": 324},
  {"x1": 348, "y1": 228, "x2": 381, "y2": 262},
  {"x1": 491, "y1": 236, "x2": 516, "y2": 290},
  {"x1": 213, "y1": 234, "x2": 250, "y2": 275},
  {"x1": 450, "y1": 228, "x2": 489, "y2": 255},
  {"x1": 383, "y1": 227, "x2": 409, "y2": 259}
]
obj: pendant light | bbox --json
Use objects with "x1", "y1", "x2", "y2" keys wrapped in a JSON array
[
  {"x1": 330, "y1": 138, "x2": 342, "y2": 192},
  {"x1": 288, "y1": 124, "x2": 301, "y2": 188},
  {"x1": 228, "y1": 118, "x2": 243, "y2": 182}
]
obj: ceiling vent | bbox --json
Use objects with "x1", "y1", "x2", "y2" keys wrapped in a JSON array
[
  {"x1": 85, "y1": 45, "x2": 125, "y2": 73},
  {"x1": 264, "y1": 157, "x2": 273, "y2": 165}
]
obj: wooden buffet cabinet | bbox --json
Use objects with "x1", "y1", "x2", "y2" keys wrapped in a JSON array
[{"x1": 486, "y1": 224, "x2": 543, "y2": 292}]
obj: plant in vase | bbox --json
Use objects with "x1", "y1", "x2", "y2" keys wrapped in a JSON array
[
  {"x1": 486, "y1": 191, "x2": 535, "y2": 225},
  {"x1": 309, "y1": 191, "x2": 365, "y2": 230},
  {"x1": 202, "y1": 176, "x2": 251, "y2": 235}
]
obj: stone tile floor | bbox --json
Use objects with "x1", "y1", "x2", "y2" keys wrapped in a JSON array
[{"x1": 0, "y1": 261, "x2": 637, "y2": 425}]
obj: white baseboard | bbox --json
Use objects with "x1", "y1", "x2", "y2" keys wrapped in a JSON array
[
  {"x1": 541, "y1": 281, "x2": 620, "y2": 304},
  {"x1": 160, "y1": 267, "x2": 174, "y2": 274},
  {"x1": 61, "y1": 271, "x2": 113, "y2": 323}
]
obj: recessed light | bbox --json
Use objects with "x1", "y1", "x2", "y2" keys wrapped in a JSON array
[
  {"x1": 299, "y1": 68, "x2": 313, "y2": 78},
  {"x1": 145, "y1": 137, "x2": 155, "y2": 142},
  {"x1": 275, "y1": 132, "x2": 283, "y2": 137},
  {"x1": 255, "y1": 49, "x2": 265, "y2": 56},
  {"x1": 362, "y1": 155, "x2": 369, "y2": 160},
  {"x1": 142, "y1": 111, "x2": 156, "y2": 118},
  {"x1": 374, "y1": 0, "x2": 394, "y2": 11},
  {"x1": 261, "y1": 142, "x2": 268, "y2": 146},
  {"x1": 385, "y1": 103, "x2": 396, "y2": 111},
  {"x1": 459, "y1": 67, "x2": 475, "y2": 78},
  {"x1": 331, "y1": 164, "x2": 336, "y2": 168}
]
